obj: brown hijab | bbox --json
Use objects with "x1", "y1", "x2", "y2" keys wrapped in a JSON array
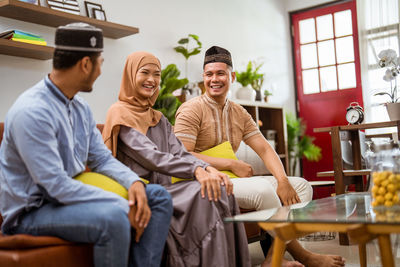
[{"x1": 102, "y1": 51, "x2": 162, "y2": 156}]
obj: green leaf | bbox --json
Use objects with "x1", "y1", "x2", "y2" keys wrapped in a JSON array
[
  {"x1": 286, "y1": 112, "x2": 322, "y2": 175},
  {"x1": 178, "y1": 38, "x2": 189, "y2": 44},
  {"x1": 235, "y1": 61, "x2": 265, "y2": 89},
  {"x1": 174, "y1": 34, "x2": 202, "y2": 61},
  {"x1": 155, "y1": 64, "x2": 187, "y2": 125},
  {"x1": 174, "y1": 46, "x2": 189, "y2": 59},
  {"x1": 189, "y1": 34, "x2": 202, "y2": 47},
  {"x1": 188, "y1": 48, "x2": 201, "y2": 57},
  {"x1": 164, "y1": 78, "x2": 189, "y2": 93}
]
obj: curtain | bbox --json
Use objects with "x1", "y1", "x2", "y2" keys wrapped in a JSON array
[{"x1": 357, "y1": 0, "x2": 399, "y2": 129}]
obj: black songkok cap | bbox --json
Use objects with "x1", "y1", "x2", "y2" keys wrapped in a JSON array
[
  {"x1": 55, "y1": 22, "x2": 103, "y2": 52},
  {"x1": 203, "y1": 46, "x2": 232, "y2": 68}
]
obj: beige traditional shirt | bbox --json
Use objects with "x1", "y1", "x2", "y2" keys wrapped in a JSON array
[{"x1": 174, "y1": 94, "x2": 261, "y2": 153}]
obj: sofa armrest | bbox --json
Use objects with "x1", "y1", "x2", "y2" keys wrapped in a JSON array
[{"x1": 0, "y1": 233, "x2": 78, "y2": 249}]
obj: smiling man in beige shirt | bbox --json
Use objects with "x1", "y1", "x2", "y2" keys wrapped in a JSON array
[{"x1": 174, "y1": 46, "x2": 345, "y2": 267}]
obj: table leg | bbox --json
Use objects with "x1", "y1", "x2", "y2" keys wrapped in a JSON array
[
  {"x1": 378, "y1": 234, "x2": 394, "y2": 267},
  {"x1": 271, "y1": 237, "x2": 286, "y2": 267},
  {"x1": 358, "y1": 243, "x2": 367, "y2": 267},
  {"x1": 347, "y1": 224, "x2": 377, "y2": 267}
]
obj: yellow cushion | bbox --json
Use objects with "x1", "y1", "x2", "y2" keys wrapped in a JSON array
[
  {"x1": 171, "y1": 141, "x2": 239, "y2": 184},
  {"x1": 75, "y1": 173, "x2": 150, "y2": 198},
  {"x1": 75, "y1": 172, "x2": 129, "y2": 199}
]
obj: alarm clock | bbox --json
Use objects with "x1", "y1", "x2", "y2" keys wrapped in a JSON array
[{"x1": 346, "y1": 102, "x2": 364, "y2": 125}]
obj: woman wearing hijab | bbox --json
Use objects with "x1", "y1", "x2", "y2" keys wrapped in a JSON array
[{"x1": 102, "y1": 51, "x2": 250, "y2": 267}]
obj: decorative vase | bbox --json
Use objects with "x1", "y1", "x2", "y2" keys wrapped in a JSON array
[
  {"x1": 255, "y1": 90, "x2": 262, "y2": 101},
  {"x1": 386, "y1": 102, "x2": 400, "y2": 121},
  {"x1": 264, "y1": 96, "x2": 269, "y2": 103},
  {"x1": 236, "y1": 85, "x2": 255, "y2": 101}
]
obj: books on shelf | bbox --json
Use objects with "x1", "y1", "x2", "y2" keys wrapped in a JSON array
[{"x1": 0, "y1": 29, "x2": 47, "y2": 46}]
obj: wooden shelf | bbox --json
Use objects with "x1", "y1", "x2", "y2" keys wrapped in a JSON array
[
  {"x1": 232, "y1": 99, "x2": 283, "y2": 109},
  {"x1": 317, "y1": 169, "x2": 371, "y2": 177},
  {"x1": 0, "y1": 38, "x2": 53, "y2": 59},
  {"x1": 314, "y1": 121, "x2": 400, "y2": 133},
  {"x1": 0, "y1": 0, "x2": 139, "y2": 39}
]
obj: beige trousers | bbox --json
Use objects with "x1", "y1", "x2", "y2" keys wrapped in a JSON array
[{"x1": 231, "y1": 176, "x2": 313, "y2": 211}]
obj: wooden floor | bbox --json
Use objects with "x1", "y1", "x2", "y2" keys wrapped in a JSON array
[{"x1": 249, "y1": 233, "x2": 400, "y2": 266}]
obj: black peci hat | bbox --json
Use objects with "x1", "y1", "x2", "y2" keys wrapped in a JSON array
[
  {"x1": 55, "y1": 22, "x2": 103, "y2": 52},
  {"x1": 203, "y1": 46, "x2": 232, "y2": 68}
]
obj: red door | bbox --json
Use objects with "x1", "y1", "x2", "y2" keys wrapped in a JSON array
[{"x1": 291, "y1": 0, "x2": 363, "y2": 198}]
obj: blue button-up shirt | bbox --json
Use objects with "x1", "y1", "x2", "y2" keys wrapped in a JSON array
[{"x1": 0, "y1": 76, "x2": 140, "y2": 232}]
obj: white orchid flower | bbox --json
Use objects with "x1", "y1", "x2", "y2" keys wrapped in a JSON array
[
  {"x1": 383, "y1": 68, "x2": 396, "y2": 81},
  {"x1": 378, "y1": 49, "x2": 398, "y2": 67}
]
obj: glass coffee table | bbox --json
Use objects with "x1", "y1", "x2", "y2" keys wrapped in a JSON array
[{"x1": 225, "y1": 192, "x2": 400, "y2": 267}]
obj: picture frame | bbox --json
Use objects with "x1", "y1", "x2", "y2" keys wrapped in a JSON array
[
  {"x1": 84, "y1": 1, "x2": 103, "y2": 19},
  {"x1": 92, "y1": 8, "x2": 106, "y2": 21},
  {"x1": 46, "y1": 0, "x2": 80, "y2": 15}
]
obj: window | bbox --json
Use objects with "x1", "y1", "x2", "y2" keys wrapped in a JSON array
[
  {"x1": 298, "y1": 9, "x2": 357, "y2": 94},
  {"x1": 363, "y1": 0, "x2": 400, "y2": 123}
]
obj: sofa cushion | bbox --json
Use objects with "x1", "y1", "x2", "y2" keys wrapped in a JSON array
[
  {"x1": 75, "y1": 172, "x2": 129, "y2": 199},
  {"x1": 0, "y1": 240, "x2": 93, "y2": 267},
  {"x1": 171, "y1": 141, "x2": 239, "y2": 184},
  {"x1": 198, "y1": 141, "x2": 238, "y2": 178}
]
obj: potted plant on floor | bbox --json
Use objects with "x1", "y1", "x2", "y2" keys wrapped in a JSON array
[
  {"x1": 375, "y1": 49, "x2": 400, "y2": 120},
  {"x1": 235, "y1": 61, "x2": 264, "y2": 101},
  {"x1": 286, "y1": 113, "x2": 322, "y2": 176}
]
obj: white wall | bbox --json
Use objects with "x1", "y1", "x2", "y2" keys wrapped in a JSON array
[
  {"x1": 284, "y1": 0, "x2": 339, "y2": 12},
  {"x1": 0, "y1": 0, "x2": 297, "y2": 122}
]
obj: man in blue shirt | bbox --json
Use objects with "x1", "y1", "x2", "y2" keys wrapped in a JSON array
[{"x1": 0, "y1": 23, "x2": 173, "y2": 267}]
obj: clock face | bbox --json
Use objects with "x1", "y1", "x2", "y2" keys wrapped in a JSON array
[{"x1": 346, "y1": 109, "x2": 360, "y2": 124}]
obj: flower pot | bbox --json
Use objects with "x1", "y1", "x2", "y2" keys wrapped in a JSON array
[
  {"x1": 386, "y1": 102, "x2": 400, "y2": 121},
  {"x1": 236, "y1": 85, "x2": 255, "y2": 101},
  {"x1": 264, "y1": 96, "x2": 269, "y2": 103},
  {"x1": 255, "y1": 90, "x2": 262, "y2": 101}
]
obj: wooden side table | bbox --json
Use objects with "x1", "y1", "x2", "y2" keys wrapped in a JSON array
[
  {"x1": 314, "y1": 121, "x2": 400, "y2": 195},
  {"x1": 314, "y1": 121, "x2": 400, "y2": 244}
]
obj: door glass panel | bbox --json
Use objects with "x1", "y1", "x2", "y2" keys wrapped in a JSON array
[
  {"x1": 318, "y1": 40, "x2": 335, "y2": 66},
  {"x1": 302, "y1": 69, "x2": 320, "y2": 94},
  {"x1": 299, "y1": 18, "x2": 316, "y2": 44},
  {"x1": 316, "y1": 14, "x2": 333, "y2": 40},
  {"x1": 336, "y1": 36, "x2": 354, "y2": 63},
  {"x1": 334, "y1": 10, "x2": 352, "y2": 37},
  {"x1": 301, "y1": 44, "x2": 318, "y2": 69},
  {"x1": 320, "y1": 66, "x2": 337, "y2": 92},
  {"x1": 338, "y1": 63, "x2": 356, "y2": 89}
]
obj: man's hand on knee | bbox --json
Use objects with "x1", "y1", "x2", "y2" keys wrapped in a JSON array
[
  {"x1": 276, "y1": 179, "x2": 301, "y2": 206},
  {"x1": 128, "y1": 181, "x2": 151, "y2": 242}
]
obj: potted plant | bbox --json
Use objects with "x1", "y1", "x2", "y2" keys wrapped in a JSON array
[
  {"x1": 153, "y1": 64, "x2": 188, "y2": 125},
  {"x1": 374, "y1": 49, "x2": 400, "y2": 121},
  {"x1": 235, "y1": 61, "x2": 264, "y2": 101},
  {"x1": 286, "y1": 113, "x2": 322, "y2": 176},
  {"x1": 173, "y1": 34, "x2": 202, "y2": 100},
  {"x1": 263, "y1": 89, "x2": 272, "y2": 102},
  {"x1": 174, "y1": 34, "x2": 202, "y2": 78}
]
